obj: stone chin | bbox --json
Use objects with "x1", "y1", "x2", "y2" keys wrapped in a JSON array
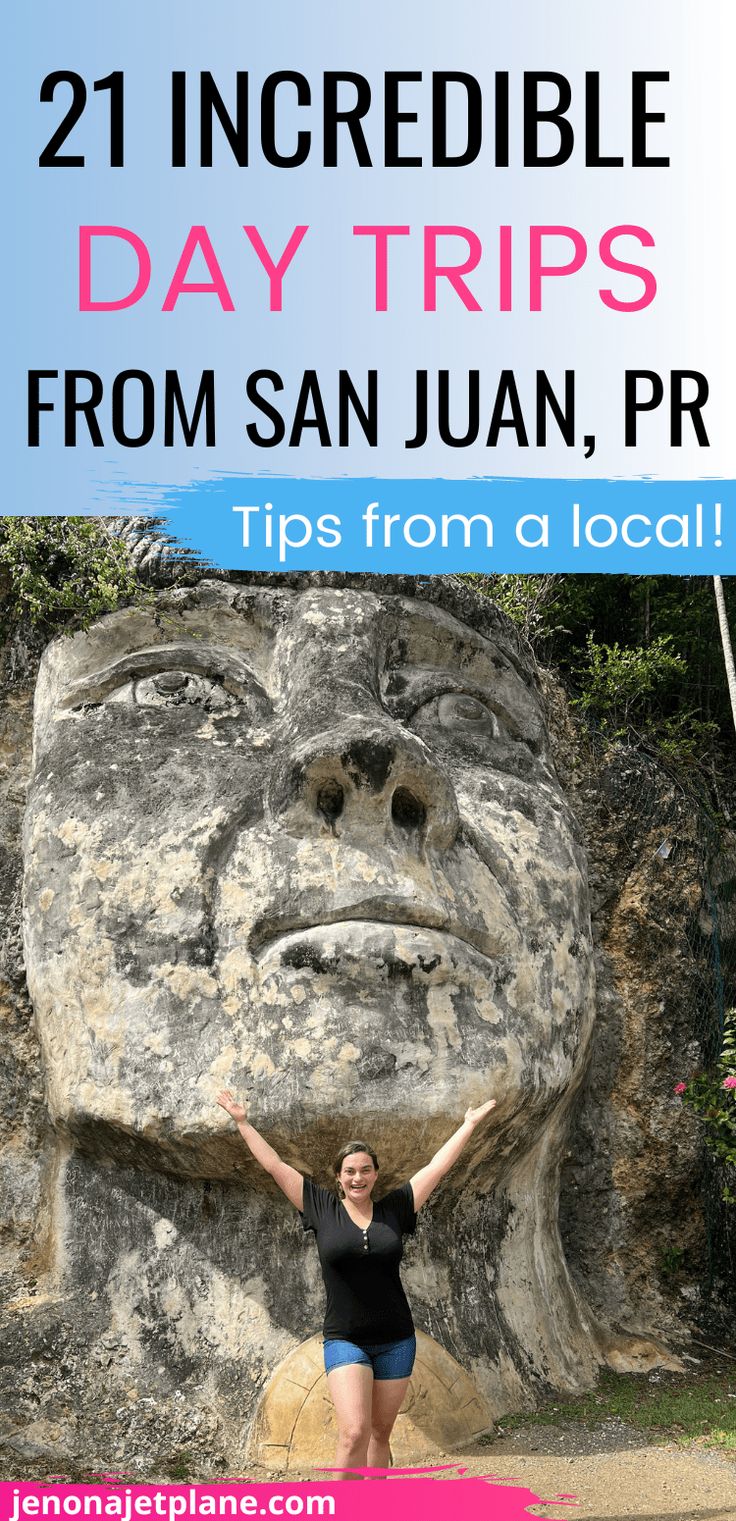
[{"x1": 32, "y1": 950, "x2": 592, "y2": 1189}]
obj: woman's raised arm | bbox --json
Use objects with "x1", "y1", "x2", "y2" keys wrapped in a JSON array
[
  {"x1": 216, "y1": 1090, "x2": 304, "y2": 1210},
  {"x1": 409, "y1": 1100, "x2": 496, "y2": 1210}
]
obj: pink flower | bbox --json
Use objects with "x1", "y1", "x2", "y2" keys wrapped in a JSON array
[
  {"x1": 674, "y1": 1082, "x2": 687, "y2": 1096},
  {"x1": 722, "y1": 1075, "x2": 736, "y2": 1091}
]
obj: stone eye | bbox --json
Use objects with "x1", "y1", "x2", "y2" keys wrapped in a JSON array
[
  {"x1": 152, "y1": 671, "x2": 188, "y2": 695},
  {"x1": 437, "y1": 693, "x2": 499, "y2": 737},
  {"x1": 133, "y1": 671, "x2": 234, "y2": 710},
  {"x1": 93, "y1": 670, "x2": 235, "y2": 711}
]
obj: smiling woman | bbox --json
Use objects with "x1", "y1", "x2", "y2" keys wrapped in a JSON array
[{"x1": 215, "y1": 1090, "x2": 496, "y2": 1476}]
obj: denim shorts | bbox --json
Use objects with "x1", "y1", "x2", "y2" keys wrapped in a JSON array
[{"x1": 323, "y1": 1334, "x2": 416, "y2": 1380}]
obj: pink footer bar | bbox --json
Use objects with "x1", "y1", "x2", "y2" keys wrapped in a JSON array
[{"x1": 0, "y1": 1473, "x2": 578, "y2": 1521}]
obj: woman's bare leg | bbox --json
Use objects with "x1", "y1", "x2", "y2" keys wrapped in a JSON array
[
  {"x1": 326, "y1": 1364, "x2": 374, "y2": 1479},
  {"x1": 367, "y1": 1376, "x2": 410, "y2": 1469}
]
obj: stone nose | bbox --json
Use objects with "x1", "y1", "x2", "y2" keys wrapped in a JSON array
[{"x1": 269, "y1": 718, "x2": 460, "y2": 850}]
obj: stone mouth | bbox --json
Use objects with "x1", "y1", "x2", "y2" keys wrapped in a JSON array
[{"x1": 251, "y1": 909, "x2": 507, "y2": 966}]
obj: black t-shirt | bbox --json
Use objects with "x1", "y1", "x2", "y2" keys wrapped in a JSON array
[{"x1": 301, "y1": 1178, "x2": 417, "y2": 1346}]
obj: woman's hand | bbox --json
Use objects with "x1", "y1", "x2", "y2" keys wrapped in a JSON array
[
  {"x1": 217, "y1": 1089, "x2": 247, "y2": 1124},
  {"x1": 464, "y1": 1099, "x2": 497, "y2": 1128},
  {"x1": 215, "y1": 1092, "x2": 303, "y2": 1210},
  {"x1": 411, "y1": 1099, "x2": 497, "y2": 1210}
]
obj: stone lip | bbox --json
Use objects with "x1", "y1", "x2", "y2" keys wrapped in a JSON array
[{"x1": 253, "y1": 910, "x2": 514, "y2": 968}]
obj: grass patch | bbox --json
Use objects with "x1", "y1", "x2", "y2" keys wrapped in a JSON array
[
  {"x1": 489, "y1": 1366, "x2": 736, "y2": 1454},
  {"x1": 163, "y1": 1449, "x2": 195, "y2": 1482}
]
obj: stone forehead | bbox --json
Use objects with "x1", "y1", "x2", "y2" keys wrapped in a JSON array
[
  {"x1": 158, "y1": 576, "x2": 523, "y2": 655},
  {"x1": 110, "y1": 517, "x2": 529, "y2": 668}
]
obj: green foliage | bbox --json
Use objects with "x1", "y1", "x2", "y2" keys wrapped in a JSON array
[
  {"x1": 660, "y1": 1244, "x2": 686, "y2": 1278},
  {"x1": 676, "y1": 1012, "x2": 736, "y2": 1203},
  {"x1": 0, "y1": 517, "x2": 141, "y2": 638},
  {"x1": 571, "y1": 632, "x2": 721, "y2": 768},
  {"x1": 164, "y1": 1450, "x2": 195, "y2": 1482},
  {"x1": 464, "y1": 571, "x2": 566, "y2": 645},
  {"x1": 483, "y1": 1367, "x2": 736, "y2": 1452},
  {"x1": 462, "y1": 572, "x2": 736, "y2": 784},
  {"x1": 572, "y1": 632, "x2": 685, "y2": 733}
]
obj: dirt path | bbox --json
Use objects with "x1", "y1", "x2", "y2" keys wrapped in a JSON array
[
  {"x1": 427, "y1": 1423, "x2": 736, "y2": 1520},
  {"x1": 272, "y1": 1420, "x2": 736, "y2": 1520}
]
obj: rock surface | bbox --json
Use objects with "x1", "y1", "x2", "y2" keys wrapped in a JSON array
[{"x1": 0, "y1": 571, "x2": 728, "y2": 1473}]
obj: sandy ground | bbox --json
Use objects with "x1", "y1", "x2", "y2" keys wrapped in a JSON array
[
  {"x1": 390, "y1": 1423, "x2": 736, "y2": 1521},
  {"x1": 267, "y1": 1422, "x2": 736, "y2": 1520}
]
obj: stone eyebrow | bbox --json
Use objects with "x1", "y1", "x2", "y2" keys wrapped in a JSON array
[
  {"x1": 384, "y1": 667, "x2": 492, "y2": 705},
  {"x1": 393, "y1": 644, "x2": 515, "y2": 679},
  {"x1": 383, "y1": 636, "x2": 524, "y2": 699},
  {"x1": 56, "y1": 642, "x2": 267, "y2": 709},
  {"x1": 389, "y1": 607, "x2": 525, "y2": 676}
]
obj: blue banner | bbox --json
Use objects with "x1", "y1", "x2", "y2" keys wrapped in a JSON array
[{"x1": 93, "y1": 476, "x2": 735, "y2": 574}]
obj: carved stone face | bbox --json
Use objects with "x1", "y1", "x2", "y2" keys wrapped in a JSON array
[{"x1": 24, "y1": 582, "x2": 594, "y2": 1180}]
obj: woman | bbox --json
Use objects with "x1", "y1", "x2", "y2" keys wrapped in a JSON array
[{"x1": 216, "y1": 1089, "x2": 496, "y2": 1477}]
